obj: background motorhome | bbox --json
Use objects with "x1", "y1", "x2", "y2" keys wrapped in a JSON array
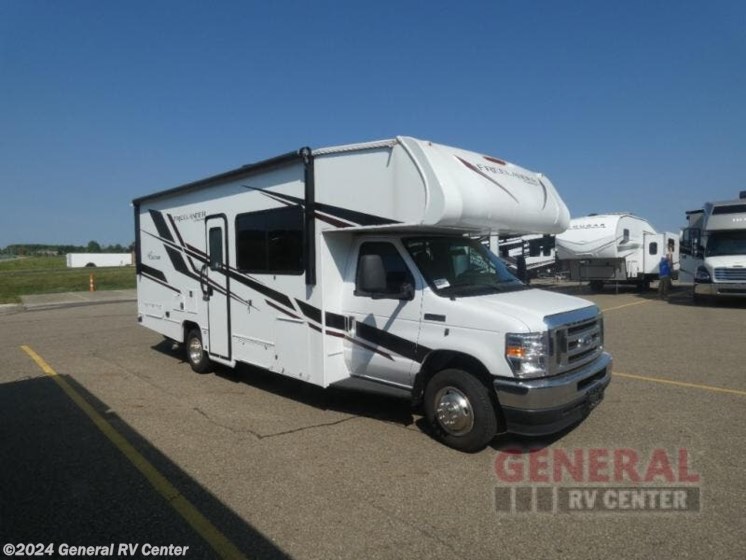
[
  {"x1": 134, "y1": 136, "x2": 611, "y2": 452},
  {"x1": 680, "y1": 192, "x2": 746, "y2": 301},
  {"x1": 556, "y1": 213, "x2": 679, "y2": 292}
]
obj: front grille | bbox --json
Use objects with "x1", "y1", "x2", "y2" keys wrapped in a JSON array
[
  {"x1": 714, "y1": 267, "x2": 746, "y2": 282},
  {"x1": 549, "y1": 313, "x2": 604, "y2": 376}
]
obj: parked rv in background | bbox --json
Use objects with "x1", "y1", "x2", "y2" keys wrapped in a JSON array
[
  {"x1": 496, "y1": 234, "x2": 556, "y2": 279},
  {"x1": 134, "y1": 136, "x2": 611, "y2": 452},
  {"x1": 680, "y1": 192, "x2": 746, "y2": 302},
  {"x1": 556, "y1": 214, "x2": 679, "y2": 292},
  {"x1": 66, "y1": 253, "x2": 133, "y2": 268}
]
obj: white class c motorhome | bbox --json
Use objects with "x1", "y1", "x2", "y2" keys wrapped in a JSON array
[
  {"x1": 555, "y1": 213, "x2": 679, "y2": 292},
  {"x1": 680, "y1": 192, "x2": 746, "y2": 301},
  {"x1": 133, "y1": 137, "x2": 612, "y2": 452}
]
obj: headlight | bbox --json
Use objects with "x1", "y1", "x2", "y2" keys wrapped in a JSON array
[
  {"x1": 505, "y1": 332, "x2": 550, "y2": 378},
  {"x1": 695, "y1": 266, "x2": 711, "y2": 283}
]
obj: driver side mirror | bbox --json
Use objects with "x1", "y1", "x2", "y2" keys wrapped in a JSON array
[
  {"x1": 356, "y1": 254, "x2": 415, "y2": 300},
  {"x1": 357, "y1": 254, "x2": 387, "y2": 294}
]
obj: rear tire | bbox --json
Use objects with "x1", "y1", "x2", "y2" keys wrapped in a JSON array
[
  {"x1": 424, "y1": 369, "x2": 499, "y2": 453},
  {"x1": 185, "y1": 328, "x2": 212, "y2": 374}
]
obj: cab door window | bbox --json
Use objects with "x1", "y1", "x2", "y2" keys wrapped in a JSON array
[{"x1": 355, "y1": 242, "x2": 414, "y2": 298}]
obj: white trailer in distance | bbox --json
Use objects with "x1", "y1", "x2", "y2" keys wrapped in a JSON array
[
  {"x1": 66, "y1": 253, "x2": 133, "y2": 268},
  {"x1": 556, "y1": 213, "x2": 678, "y2": 292},
  {"x1": 133, "y1": 136, "x2": 612, "y2": 452},
  {"x1": 496, "y1": 234, "x2": 557, "y2": 280}
]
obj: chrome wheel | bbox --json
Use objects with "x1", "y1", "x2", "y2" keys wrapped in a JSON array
[
  {"x1": 188, "y1": 335, "x2": 203, "y2": 365},
  {"x1": 434, "y1": 386, "x2": 474, "y2": 436}
]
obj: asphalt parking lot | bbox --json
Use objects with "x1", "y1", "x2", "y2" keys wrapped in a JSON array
[{"x1": 1, "y1": 286, "x2": 744, "y2": 560}]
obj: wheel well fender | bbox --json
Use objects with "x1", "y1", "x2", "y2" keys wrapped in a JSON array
[
  {"x1": 182, "y1": 320, "x2": 201, "y2": 343},
  {"x1": 413, "y1": 350, "x2": 496, "y2": 405}
]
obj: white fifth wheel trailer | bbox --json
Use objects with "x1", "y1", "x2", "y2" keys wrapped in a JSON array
[
  {"x1": 133, "y1": 136, "x2": 612, "y2": 452},
  {"x1": 680, "y1": 192, "x2": 746, "y2": 302},
  {"x1": 555, "y1": 213, "x2": 679, "y2": 292}
]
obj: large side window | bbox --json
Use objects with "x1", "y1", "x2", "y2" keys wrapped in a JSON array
[
  {"x1": 355, "y1": 242, "x2": 414, "y2": 298},
  {"x1": 236, "y1": 206, "x2": 303, "y2": 274}
]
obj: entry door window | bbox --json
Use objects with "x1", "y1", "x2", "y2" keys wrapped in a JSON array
[{"x1": 209, "y1": 227, "x2": 223, "y2": 270}]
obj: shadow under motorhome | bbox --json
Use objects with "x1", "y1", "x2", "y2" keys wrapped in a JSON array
[
  {"x1": 555, "y1": 213, "x2": 679, "y2": 292},
  {"x1": 133, "y1": 136, "x2": 612, "y2": 452},
  {"x1": 680, "y1": 192, "x2": 746, "y2": 301}
]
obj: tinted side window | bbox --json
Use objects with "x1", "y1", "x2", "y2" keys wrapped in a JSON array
[
  {"x1": 236, "y1": 206, "x2": 303, "y2": 274},
  {"x1": 236, "y1": 213, "x2": 268, "y2": 271},
  {"x1": 355, "y1": 242, "x2": 413, "y2": 297},
  {"x1": 267, "y1": 206, "x2": 303, "y2": 273},
  {"x1": 649, "y1": 242, "x2": 658, "y2": 255}
]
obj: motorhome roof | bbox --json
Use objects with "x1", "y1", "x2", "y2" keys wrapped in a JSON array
[
  {"x1": 133, "y1": 136, "x2": 570, "y2": 235},
  {"x1": 133, "y1": 149, "x2": 308, "y2": 205}
]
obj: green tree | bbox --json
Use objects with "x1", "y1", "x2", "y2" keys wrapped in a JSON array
[{"x1": 87, "y1": 240, "x2": 101, "y2": 253}]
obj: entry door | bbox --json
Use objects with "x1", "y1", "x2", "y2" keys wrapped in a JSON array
[
  {"x1": 664, "y1": 233, "x2": 679, "y2": 273},
  {"x1": 342, "y1": 241, "x2": 422, "y2": 388},
  {"x1": 204, "y1": 216, "x2": 230, "y2": 360}
]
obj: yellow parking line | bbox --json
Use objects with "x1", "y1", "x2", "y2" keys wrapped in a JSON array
[
  {"x1": 601, "y1": 300, "x2": 652, "y2": 312},
  {"x1": 615, "y1": 371, "x2": 746, "y2": 397},
  {"x1": 20, "y1": 345, "x2": 247, "y2": 560}
]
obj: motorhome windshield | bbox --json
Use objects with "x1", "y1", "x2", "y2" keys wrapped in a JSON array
[
  {"x1": 403, "y1": 236, "x2": 525, "y2": 297},
  {"x1": 705, "y1": 230, "x2": 746, "y2": 257}
]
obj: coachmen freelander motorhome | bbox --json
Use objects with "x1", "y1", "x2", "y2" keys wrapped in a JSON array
[
  {"x1": 555, "y1": 214, "x2": 679, "y2": 292},
  {"x1": 134, "y1": 137, "x2": 612, "y2": 452},
  {"x1": 680, "y1": 192, "x2": 746, "y2": 301}
]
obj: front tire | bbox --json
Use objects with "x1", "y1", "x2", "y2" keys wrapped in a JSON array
[
  {"x1": 424, "y1": 369, "x2": 499, "y2": 453},
  {"x1": 185, "y1": 328, "x2": 212, "y2": 373}
]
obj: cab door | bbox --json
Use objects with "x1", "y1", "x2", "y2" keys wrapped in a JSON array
[{"x1": 341, "y1": 240, "x2": 423, "y2": 388}]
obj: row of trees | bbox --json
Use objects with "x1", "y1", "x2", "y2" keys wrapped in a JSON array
[{"x1": 1, "y1": 241, "x2": 134, "y2": 256}]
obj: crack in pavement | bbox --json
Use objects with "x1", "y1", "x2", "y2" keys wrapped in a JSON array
[
  {"x1": 192, "y1": 406, "x2": 358, "y2": 440},
  {"x1": 367, "y1": 502, "x2": 460, "y2": 555}
]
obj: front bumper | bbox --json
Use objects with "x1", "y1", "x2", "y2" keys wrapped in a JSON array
[
  {"x1": 493, "y1": 352, "x2": 612, "y2": 436},
  {"x1": 694, "y1": 282, "x2": 746, "y2": 297}
]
